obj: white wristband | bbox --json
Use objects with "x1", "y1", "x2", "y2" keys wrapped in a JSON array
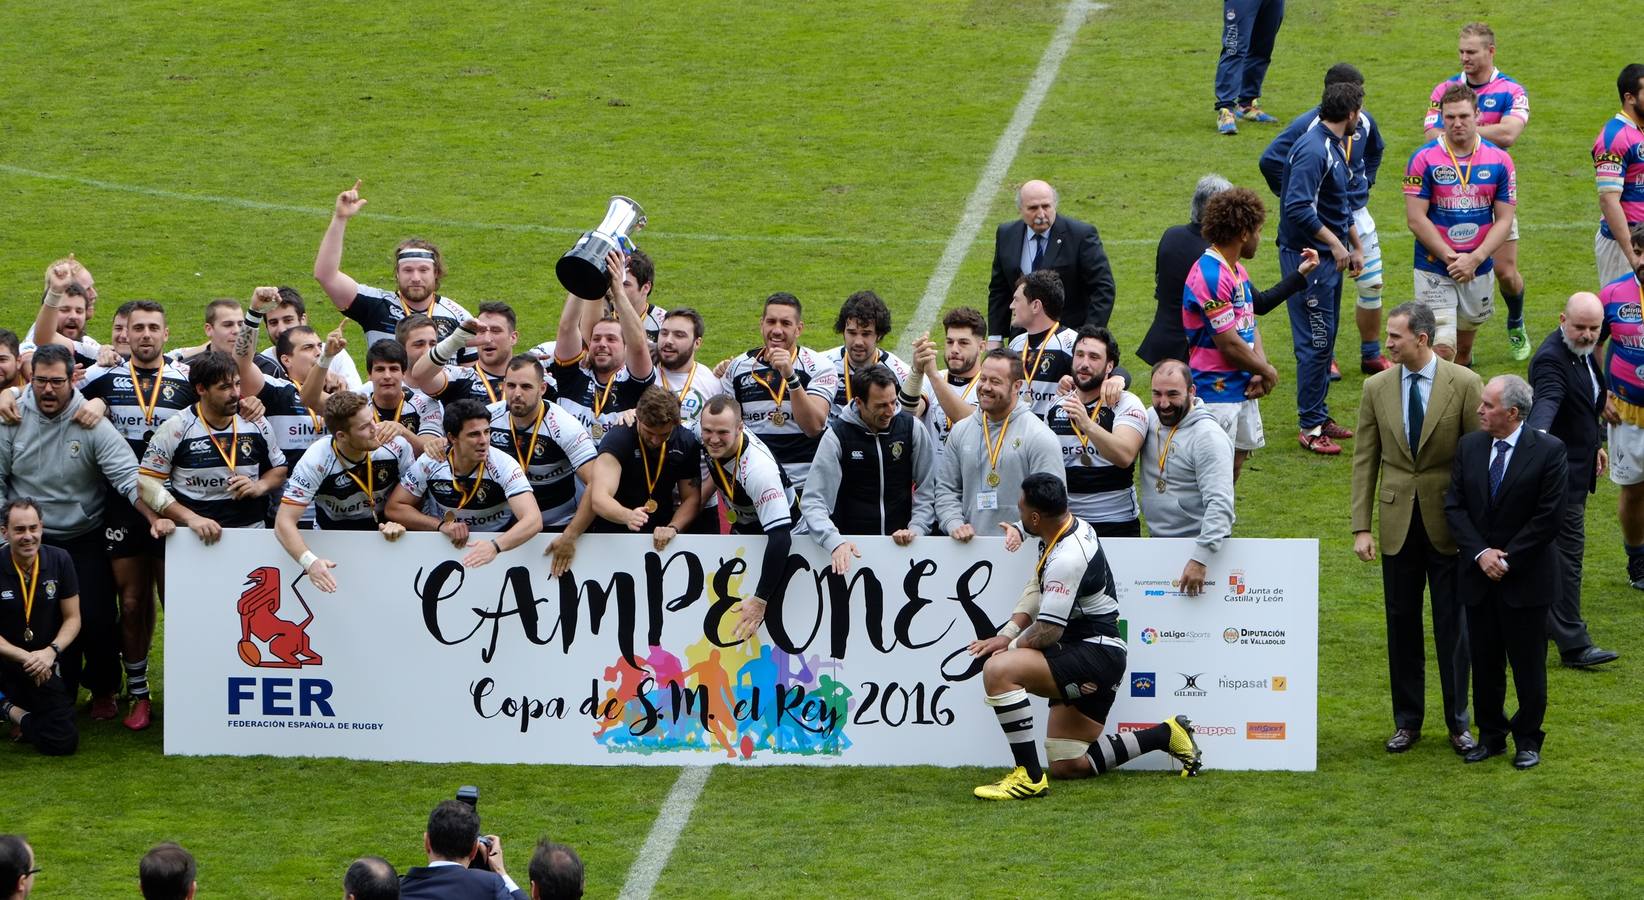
[
  {"x1": 998, "y1": 621, "x2": 1022, "y2": 639},
  {"x1": 43, "y1": 289, "x2": 62, "y2": 309},
  {"x1": 1007, "y1": 637, "x2": 1021, "y2": 651},
  {"x1": 316, "y1": 352, "x2": 335, "y2": 371},
  {"x1": 298, "y1": 551, "x2": 318, "y2": 569}
]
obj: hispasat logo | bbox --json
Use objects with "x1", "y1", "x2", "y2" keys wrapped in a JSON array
[{"x1": 236, "y1": 566, "x2": 323, "y2": 669}]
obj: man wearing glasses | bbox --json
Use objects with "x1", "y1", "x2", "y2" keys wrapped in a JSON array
[{"x1": 1, "y1": 834, "x2": 42, "y2": 897}]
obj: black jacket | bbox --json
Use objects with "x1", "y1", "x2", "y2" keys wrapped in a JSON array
[
  {"x1": 1524, "y1": 328, "x2": 1605, "y2": 495},
  {"x1": 987, "y1": 214, "x2": 1116, "y2": 340},
  {"x1": 1444, "y1": 427, "x2": 1568, "y2": 609},
  {"x1": 400, "y1": 863, "x2": 527, "y2": 900}
]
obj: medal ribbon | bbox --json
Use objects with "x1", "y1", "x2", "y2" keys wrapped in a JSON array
[
  {"x1": 510, "y1": 403, "x2": 544, "y2": 471},
  {"x1": 673, "y1": 364, "x2": 698, "y2": 406},
  {"x1": 710, "y1": 434, "x2": 744, "y2": 501},
  {"x1": 749, "y1": 359, "x2": 788, "y2": 413},
  {"x1": 983, "y1": 412, "x2": 1012, "y2": 481},
  {"x1": 334, "y1": 439, "x2": 376, "y2": 508},
  {"x1": 198, "y1": 405, "x2": 239, "y2": 471},
  {"x1": 1035, "y1": 517, "x2": 1073, "y2": 581},
  {"x1": 451, "y1": 459, "x2": 485, "y2": 509},
  {"x1": 1156, "y1": 420, "x2": 1183, "y2": 481},
  {"x1": 1442, "y1": 136, "x2": 1479, "y2": 193},
  {"x1": 590, "y1": 370, "x2": 619, "y2": 419},
  {"x1": 479, "y1": 369, "x2": 501, "y2": 405},
  {"x1": 641, "y1": 437, "x2": 670, "y2": 503},
  {"x1": 1070, "y1": 399, "x2": 1104, "y2": 452},
  {"x1": 289, "y1": 377, "x2": 325, "y2": 434},
  {"x1": 944, "y1": 370, "x2": 981, "y2": 430},
  {"x1": 1025, "y1": 328, "x2": 1063, "y2": 387},
  {"x1": 129, "y1": 362, "x2": 163, "y2": 425},
  {"x1": 13, "y1": 553, "x2": 39, "y2": 639}
]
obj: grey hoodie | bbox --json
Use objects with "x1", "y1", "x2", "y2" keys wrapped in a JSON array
[
  {"x1": 934, "y1": 400, "x2": 1065, "y2": 537},
  {"x1": 1139, "y1": 398, "x2": 1235, "y2": 562},
  {"x1": 801, "y1": 404, "x2": 937, "y2": 551},
  {"x1": 0, "y1": 388, "x2": 142, "y2": 539}
]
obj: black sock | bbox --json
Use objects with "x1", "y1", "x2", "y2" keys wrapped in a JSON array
[
  {"x1": 1086, "y1": 722, "x2": 1170, "y2": 774},
  {"x1": 988, "y1": 690, "x2": 1042, "y2": 780},
  {"x1": 1504, "y1": 290, "x2": 1525, "y2": 328}
]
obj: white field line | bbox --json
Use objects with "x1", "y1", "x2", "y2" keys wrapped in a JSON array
[{"x1": 617, "y1": 764, "x2": 712, "y2": 900}]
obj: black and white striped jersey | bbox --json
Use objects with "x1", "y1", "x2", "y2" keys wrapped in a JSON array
[
  {"x1": 280, "y1": 436, "x2": 416, "y2": 529},
  {"x1": 487, "y1": 400, "x2": 597, "y2": 526},
  {"x1": 1031, "y1": 517, "x2": 1120, "y2": 643},
  {"x1": 343, "y1": 285, "x2": 474, "y2": 360},
  {"x1": 706, "y1": 430, "x2": 797, "y2": 533},
  {"x1": 1008, "y1": 327, "x2": 1077, "y2": 416},
  {"x1": 398, "y1": 446, "x2": 531, "y2": 533},
  {"x1": 355, "y1": 385, "x2": 443, "y2": 438},
  {"x1": 140, "y1": 406, "x2": 287, "y2": 527},
  {"x1": 721, "y1": 347, "x2": 839, "y2": 485},
  {"x1": 1045, "y1": 391, "x2": 1147, "y2": 525},
  {"x1": 819, "y1": 346, "x2": 912, "y2": 420},
  {"x1": 79, "y1": 362, "x2": 197, "y2": 458},
  {"x1": 548, "y1": 361, "x2": 655, "y2": 436}
]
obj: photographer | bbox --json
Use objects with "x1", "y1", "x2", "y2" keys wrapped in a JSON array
[{"x1": 399, "y1": 799, "x2": 524, "y2": 900}]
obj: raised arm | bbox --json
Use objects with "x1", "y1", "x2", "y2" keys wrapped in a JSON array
[{"x1": 313, "y1": 180, "x2": 367, "y2": 310}]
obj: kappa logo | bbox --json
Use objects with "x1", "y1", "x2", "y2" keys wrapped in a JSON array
[{"x1": 235, "y1": 566, "x2": 323, "y2": 669}]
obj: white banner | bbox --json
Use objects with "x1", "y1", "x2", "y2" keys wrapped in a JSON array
[{"x1": 164, "y1": 532, "x2": 1315, "y2": 770}]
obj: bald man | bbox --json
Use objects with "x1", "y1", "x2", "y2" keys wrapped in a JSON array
[
  {"x1": 1525, "y1": 293, "x2": 1618, "y2": 668},
  {"x1": 986, "y1": 179, "x2": 1116, "y2": 347}
]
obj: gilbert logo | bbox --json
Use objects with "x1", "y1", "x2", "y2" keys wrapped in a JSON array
[
  {"x1": 236, "y1": 566, "x2": 323, "y2": 668},
  {"x1": 1247, "y1": 721, "x2": 1286, "y2": 740},
  {"x1": 1174, "y1": 673, "x2": 1207, "y2": 697}
]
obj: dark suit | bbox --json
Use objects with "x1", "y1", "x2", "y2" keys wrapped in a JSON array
[
  {"x1": 986, "y1": 214, "x2": 1116, "y2": 341},
  {"x1": 1444, "y1": 427, "x2": 1568, "y2": 753},
  {"x1": 1138, "y1": 223, "x2": 1207, "y2": 366},
  {"x1": 1525, "y1": 329, "x2": 1603, "y2": 656},
  {"x1": 400, "y1": 863, "x2": 527, "y2": 900}
]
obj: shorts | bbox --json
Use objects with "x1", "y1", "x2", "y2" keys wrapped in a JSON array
[
  {"x1": 1205, "y1": 398, "x2": 1265, "y2": 451},
  {"x1": 1043, "y1": 639, "x2": 1126, "y2": 722},
  {"x1": 1608, "y1": 421, "x2": 1644, "y2": 486},
  {"x1": 1597, "y1": 229, "x2": 1635, "y2": 287},
  {"x1": 1413, "y1": 268, "x2": 1495, "y2": 346},
  {"x1": 1351, "y1": 207, "x2": 1383, "y2": 303},
  {"x1": 104, "y1": 497, "x2": 164, "y2": 559}
]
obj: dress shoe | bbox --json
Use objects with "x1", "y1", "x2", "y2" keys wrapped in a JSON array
[
  {"x1": 89, "y1": 694, "x2": 119, "y2": 721},
  {"x1": 1562, "y1": 646, "x2": 1619, "y2": 668},
  {"x1": 1385, "y1": 728, "x2": 1419, "y2": 752},
  {"x1": 1449, "y1": 731, "x2": 1477, "y2": 754},
  {"x1": 1513, "y1": 749, "x2": 1541, "y2": 770},
  {"x1": 1464, "y1": 744, "x2": 1506, "y2": 763},
  {"x1": 124, "y1": 697, "x2": 152, "y2": 731}
]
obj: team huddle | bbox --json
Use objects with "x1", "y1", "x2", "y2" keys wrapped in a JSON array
[{"x1": 3, "y1": 22, "x2": 1643, "y2": 802}]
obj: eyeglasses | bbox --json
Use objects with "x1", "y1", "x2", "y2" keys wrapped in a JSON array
[
  {"x1": 31, "y1": 377, "x2": 69, "y2": 387},
  {"x1": 25, "y1": 866, "x2": 42, "y2": 876}
]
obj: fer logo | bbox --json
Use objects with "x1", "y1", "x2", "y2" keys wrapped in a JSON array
[{"x1": 236, "y1": 566, "x2": 323, "y2": 668}]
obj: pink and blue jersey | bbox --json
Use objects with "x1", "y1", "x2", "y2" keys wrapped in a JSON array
[
  {"x1": 1423, "y1": 70, "x2": 1529, "y2": 130},
  {"x1": 1403, "y1": 139, "x2": 1516, "y2": 275},
  {"x1": 1183, "y1": 250, "x2": 1257, "y2": 403},
  {"x1": 1601, "y1": 274, "x2": 1644, "y2": 408},
  {"x1": 1594, "y1": 113, "x2": 1644, "y2": 240}
]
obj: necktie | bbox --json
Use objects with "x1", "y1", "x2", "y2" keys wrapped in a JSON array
[
  {"x1": 1406, "y1": 372, "x2": 1424, "y2": 455},
  {"x1": 1031, "y1": 234, "x2": 1045, "y2": 271},
  {"x1": 1489, "y1": 439, "x2": 1509, "y2": 498}
]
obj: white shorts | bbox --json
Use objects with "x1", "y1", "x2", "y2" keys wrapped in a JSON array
[
  {"x1": 1351, "y1": 207, "x2": 1383, "y2": 304},
  {"x1": 1413, "y1": 268, "x2": 1495, "y2": 346},
  {"x1": 1597, "y1": 229, "x2": 1635, "y2": 287},
  {"x1": 1206, "y1": 399, "x2": 1265, "y2": 452},
  {"x1": 1609, "y1": 421, "x2": 1644, "y2": 486}
]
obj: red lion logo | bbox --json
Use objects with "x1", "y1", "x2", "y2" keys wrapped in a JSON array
[{"x1": 235, "y1": 566, "x2": 323, "y2": 668}]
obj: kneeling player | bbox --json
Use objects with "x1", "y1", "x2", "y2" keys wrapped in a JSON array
[{"x1": 967, "y1": 473, "x2": 1202, "y2": 800}]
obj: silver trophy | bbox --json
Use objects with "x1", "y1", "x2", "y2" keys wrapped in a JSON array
[{"x1": 556, "y1": 195, "x2": 647, "y2": 300}]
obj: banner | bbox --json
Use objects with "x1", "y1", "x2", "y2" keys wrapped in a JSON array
[{"x1": 164, "y1": 532, "x2": 1316, "y2": 770}]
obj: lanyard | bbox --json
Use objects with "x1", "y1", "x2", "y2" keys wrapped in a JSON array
[
  {"x1": 673, "y1": 364, "x2": 698, "y2": 406},
  {"x1": 373, "y1": 391, "x2": 403, "y2": 425},
  {"x1": 510, "y1": 403, "x2": 544, "y2": 470},
  {"x1": 198, "y1": 405, "x2": 239, "y2": 471},
  {"x1": 129, "y1": 362, "x2": 163, "y2": 425},
  {"x1": 12, "y1": 553, "x2": 39, "y2": 635},
  {"x1": 983, "y1": 412, "x2": 1012, "y2": 481},
  {"x1": 335, "y1": 440, "x2": 376, "y2": 508},
  {"x1": 1025, "y1": 329, "x2": 1063, "y2": 385},
  {"x1": 478, "y1": 369, "x2": 501, "y2": 405},
  {"x1": 944, "y1": 370, "x2": 981, "y2": 430},
  {"x1": 641, "y1": 437, "x2": 670, "y2": 501},
  {"x1": 1442, "y1": 136, "x2": 1479, "y2": 193},
  {"x1": 450, "y1": 458, "x2": 485, "y2": 509},
  {"x1": 1155, "y1": 421, "x2": 1182, "y2": 479},
  {"x1": 1069, "y1": 399, "x2": 1104, "y2": 451},
  {"x1": 710, "y1": 434, "x2": 744, "y2": 500},
  {"x1": 1035, "y1": 518, "x2": 1072, "y2": 581},
  {"x1": 288, "y1": 377, "x2": 324, "y2": 434},
  {"x1": 591, "y1": 370, "x2": 619, "y2": 418},
  {"x1": 749, "y1": 360, "x2": 787, "y2": 411}
]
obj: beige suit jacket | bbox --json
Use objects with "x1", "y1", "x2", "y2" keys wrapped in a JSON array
[{"x1": 1350, "y1": 357, "x2": 1483, "y2": 556}]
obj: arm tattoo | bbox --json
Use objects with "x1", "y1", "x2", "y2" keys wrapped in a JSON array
[
  {"x1": 233, "y1": 320, "x2": 256, "y2": 359},
  {"x1": 1016, "y1": 620, "x2": 1064, "y2": 650}
]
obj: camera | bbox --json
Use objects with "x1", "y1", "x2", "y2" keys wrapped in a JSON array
[{"x1": 457, "y1": 786, "x2": 493, "y2": 871}]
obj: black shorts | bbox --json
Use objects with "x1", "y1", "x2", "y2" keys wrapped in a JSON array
[
  {"x1": 1091, "y1": 517, "x2": 1141, "y2": 538},
  {"x1": 1044, "y1": 640, "x2": 1126, "y2": 722},
  {"x1": 103, "y1": 498, "x2": 164, "y2": 560}
]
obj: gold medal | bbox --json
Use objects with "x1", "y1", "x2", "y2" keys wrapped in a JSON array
[
  {"x1": 1156, "y1": 478, "x2": 1167, "y2": 492},
  {"x1": 643, "y1": 499, "x2": 659, "y2": 513},
  {"x1": 591, "y1": 422, "x2": 606, "y2": 440},
  {"x1": 769, "y1": 410, "x2": 787, "y2": 428},
  {"x1": 986, "y1": 472, "x2": 1001, "y2": 488},
  {"x1": 725, "y1": 508, "x2": 739, "y2": 524},
  {"x1": 639, "y1": 436, "x2": 669, "y2": 518},
  {"x1": 22, "y1": 627, "x2": 33, "y2": 643},
  {"x1": 441, "y1": 510, "x2": 456, "y2": 525}
]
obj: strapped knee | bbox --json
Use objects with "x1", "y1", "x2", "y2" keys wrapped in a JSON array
[{"x1": 1045, "y1": 737, "x2": 1091, "y2": 762}]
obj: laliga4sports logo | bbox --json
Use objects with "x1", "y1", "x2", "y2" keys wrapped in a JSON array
[
  {"x1": 1139, "y1": 627, "x2": 1213, "y2": 645},
  {"x1": 228, "y1": 566, "x2": 336, "y2": 718}
]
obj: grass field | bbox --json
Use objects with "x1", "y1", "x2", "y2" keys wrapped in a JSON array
[{"x1": 5, "y1": 1, "x2": 1644, "y2": 896}]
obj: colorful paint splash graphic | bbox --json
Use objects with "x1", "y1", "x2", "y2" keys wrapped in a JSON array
[{"x1": 592, "y1": 554, "x2": 851, "y2": 758}]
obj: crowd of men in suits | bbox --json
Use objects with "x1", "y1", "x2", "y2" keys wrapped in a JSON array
[{"x1": 0, "y1": 26, "x2": 1639, "y2": 786}]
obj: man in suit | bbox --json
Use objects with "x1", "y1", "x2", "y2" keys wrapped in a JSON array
[
  {"x1": 400, "y1": 800, "x2": 527, "y2": 900},
  {"x1": 1445, "y1": 375, "x2": 1568, "y2": 770},
  {"x1": 1138, "y1": 174, "x2": 1232, "y2": 366},
  {"x1": 1525, "y1": 292, "x2": 1619, "y2": 669},
  {"x1": 1351, "y1": 302, "x2": 1482, "y2": 755},
  {"x1": 986, "y1": 179, "x2": 1117, "y2": 346}
]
